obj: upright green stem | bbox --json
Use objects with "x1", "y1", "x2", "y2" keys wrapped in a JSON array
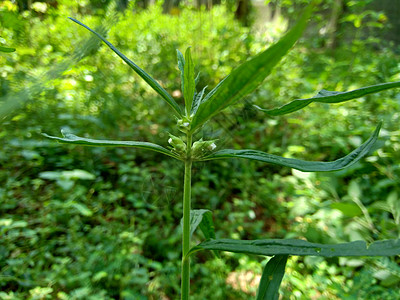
[{"x1": 181, "y1": 133, "x2": 192, "y2": 300}]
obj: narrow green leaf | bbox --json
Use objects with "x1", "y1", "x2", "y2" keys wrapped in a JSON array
[
  {"x1": 0, "y1": 45, "x2": 15, "y2": 53},
  {"x1": 256, "y1": 255, "x2": 288, "y2": 300},
  {"x1": 42, "y1": 130, "x2": 180, "y2": 160},
  {"x1": 184, "y1": 47, "x2": 195, "y2": 115},
  {"x1": 194, "y1": 72, "x2": 201, "y2": 86},
  {"x1": 191, "y1": 85, "x2": 207, "y2": 115},
  {"x1": 202, "y1": 123, "x2": 380, "y2": 172},
  {"x1": 69, "y1": 17, "x2": 182, "y2": 116},
  {"x1": 190, "y1": 5, "x2": 313, "y2": 132},
  {"x1": 188, "y1": 238, "x2": 400, "y2": 258},
  {"x1": 256, "y1": 81, "x2": 400, "y2": 116},
  {"x1": 177, "y1": 49, "x2": 185, "y2": 94}
]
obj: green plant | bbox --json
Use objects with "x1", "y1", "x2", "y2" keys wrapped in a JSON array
[
  {"x1": 0, "y1": 44, "x2": 15, "y2": 52},
  {"x1": 43, "y1": 4, "x2": 400, "y2": 299}
]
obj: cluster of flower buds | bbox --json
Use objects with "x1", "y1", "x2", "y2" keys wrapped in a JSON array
[
  {"x1": 191, "y1": 138, "x2": 217, "y2": 159},
  {"x1": 168, "y1": 134, "x2": 186, "y2": 156},
  {"x1": 177, "y1": 115, "x2": 193, "y2": 133}
]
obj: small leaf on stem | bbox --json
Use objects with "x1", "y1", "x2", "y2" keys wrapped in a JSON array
[{"x1": 256, "y1": 255, "x2": 288, "y2": 300}]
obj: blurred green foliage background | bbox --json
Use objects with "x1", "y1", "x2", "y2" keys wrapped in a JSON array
[{"x1": 1, "y1": 0, "x2": 400, "y2": 299}]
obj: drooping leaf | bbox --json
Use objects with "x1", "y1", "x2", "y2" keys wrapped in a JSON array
[
  {"x1": 198, "y1": 210, "x2": 216, "y2": 240},
  {"x1": 183, "y1": 209, "x2": 219, "y2": 258},
  {"x1": 256, "y1": 255, "x2": 288, "y2": 300},
  {"x1": 190, "y1": 4, "x2": 313, "y2": 132},
  {"x1": 0, "y1": 45, "x2": 15, "y2": 53},
  {"x1": 184, "y1": 47, "x2": 195, "y2": 115},
  {"x1": 69, "y1": 17, "x2": 182, "y2": 116},
  {"x1": 180, "y1": 209, "x2": 216, "y2": 239},
  {"x1": 190, "y1": 210, "x2": 209, "y2": 238},
  {"x1": 42, "y1": 130, "x2": 180, "y2": 160},
  {"x1": 256, "y1": 81, "x2": 400, "y2": 116},
  {"x1": 188, "y1": 238, "x2": 400, "y2": 258},
  {"x1": 201, "y1": 123, "x2": 380, "y2": 172}
]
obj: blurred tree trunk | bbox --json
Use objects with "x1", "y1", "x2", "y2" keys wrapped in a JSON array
[
  {"x1": 162, "y1": 0, "x2": 181, "y2": 13},
  {"x1": 235, "y1": 0, "x2": 252, "y2": 26},
  {"x1": 195, "y1": 0, "x2": 220, "y2": 9},
  {"x1": 325, "y1": 0, "x2": 346, "y2": 49},
  {"x1": 137, "y1": 0, "x2": 152, "y2": 9}
]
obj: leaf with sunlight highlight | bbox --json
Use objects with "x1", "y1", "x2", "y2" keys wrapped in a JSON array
[
  {"x1": 201, "y1": 123, "x2": 380, "y2": 172},
  {"x1": 42, "y1": 130, "x2": 180, "y2": 160}
]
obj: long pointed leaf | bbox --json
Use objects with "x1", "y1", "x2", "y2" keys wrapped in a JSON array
[
  {"x1": 201, "y1": 123, "x2": 380, "y2": 172},
  {"x1": 69, "y1": 17, "x2": 182, "y2": 116},
  {"x1": 188, "y1": 238, "x2": 400, "y2": 258},
  {"x1": 184, "y1": 47, "x2": 195, "y2": 115},
  {"x1": 177, "y1": 49, "x2": 185, "y2": 93},
  {"x1": 256, "y1": 81, "x2": 400, "y2": 116},
  {"x1": 190, "y1": 5, "x2": 313, "y2": 132},
  {"x1": 256, "y1": 255, "x2": 288, "y2": 300},
  {"x1": 42, "y1": 131, "x2": 180, "y2": 159},
  {"x1": 191, "y1": 85, "x2": 207, "y2": 115}
]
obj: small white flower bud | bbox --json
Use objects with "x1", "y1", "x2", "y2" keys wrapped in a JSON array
[{"x1": 208, "y1": 143, "x2": 216, "y2": 151}]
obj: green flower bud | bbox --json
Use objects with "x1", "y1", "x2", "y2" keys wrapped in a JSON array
[
  {"x1": 177, "y1": 115, "x2": 192, "y2": 133},
  {"x1": 192, "y1": 139, "x2": 217, "y2": 159},
  {"x1": 168, "y1": 134, "x2": 186, "y2": 154}
]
